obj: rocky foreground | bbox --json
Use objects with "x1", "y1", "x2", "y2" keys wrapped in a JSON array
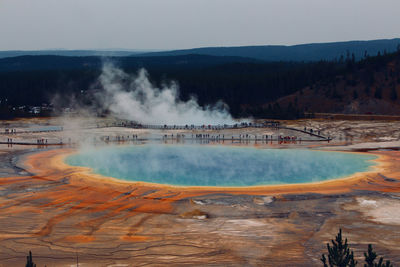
[{"x1": 0, "y1": 118, "x2": 399, "y2": 266}]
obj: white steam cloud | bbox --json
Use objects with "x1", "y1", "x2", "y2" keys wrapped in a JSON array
[{"x1": 97, "y1": 63, "x2": 236, "y2": 125}]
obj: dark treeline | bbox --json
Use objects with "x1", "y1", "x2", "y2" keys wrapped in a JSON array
[
  {"x1": 0, "y1": 50, "x2": 399, "y2": 119},
  {"x1": 142, "y1": 61, "x2": 345, "y2": 118}
]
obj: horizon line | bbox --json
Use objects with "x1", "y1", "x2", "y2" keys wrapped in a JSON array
[{"x1": 1, "y1": 37, "x2": 399, "y2": 53}]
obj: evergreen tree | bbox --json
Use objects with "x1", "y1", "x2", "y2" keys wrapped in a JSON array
[
  {"x1": 374, "y1": 87, "x2": 382, "y2": 99},
  {"x1": 353, "y1": 90, "x2": 358, "y2": 99},
  {"x1": 331, "y1": 88, "x2": 342, "y2": 100},
  {"x1": 390, "y1": 86, "x2": 397, "y2": 101},
  {"x1": 321, "y1": 229, "x2": 357, "y2": 267},
  {"x1": 373, "y1": 258, "x2": 393, "y2": 267},
  {"x1": 364, "y1": 244, "x2": 377, "y2": 267},
  {"x1": 322, "y1": 254, "x2": 329, "y2": 267},
  {"x1": 364, "y1": 244, "x2": 393, "y2": 267},
  {"x1": 26, "y1": 251, "x2": 36, "y2": 267},
  {"x1": 365, "y1": 86, "x2": 371, "y2": 96}
]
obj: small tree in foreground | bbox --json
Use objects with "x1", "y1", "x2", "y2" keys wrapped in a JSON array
[
  {"x1": 364, "y1": 244, "x2": 378, "y2": 267},
  {"x1": 364, "y1": 244, "x2": 393, "y2": 267},
  {"x1": 322, "y1": 230, "x2": 395, "y2": 267},
  {"x1": 321, "y1": 228, "x2": 357, "y2": 267},
  {"x1": 26, "y1": 251, "x2": 36, "y2": 267}
]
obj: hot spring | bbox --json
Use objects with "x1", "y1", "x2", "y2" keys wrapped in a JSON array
[{"x1": 65, "y1": 145, "x2": 377, "y2": 187}]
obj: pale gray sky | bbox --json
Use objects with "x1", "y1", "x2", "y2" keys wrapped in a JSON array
[{"x1": 1, "y1": 0, "x2": 400, "y2": 50}]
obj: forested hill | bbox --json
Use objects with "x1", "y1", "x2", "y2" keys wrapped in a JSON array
[
  {"x1": 137, "y1": 38, "x2": 400, "y2": 62},
  {"x1": 0, "y1": 54, "x2": 259, "y2": 72},
  {"x1": 0, "y1": 54, "x2": 340, "y2": 117},
  {"x1": 262, "y1": 50, "x2": 400, "y2": 117},
  {"x1": 0, "y1": 49, "x2": 400, "y2": 119}
]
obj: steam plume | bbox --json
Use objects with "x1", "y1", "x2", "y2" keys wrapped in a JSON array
[{"x1": 97, "y1": 63, "x2": 236, "y2": 125}]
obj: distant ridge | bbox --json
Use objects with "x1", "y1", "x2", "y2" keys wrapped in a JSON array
[
  {"x1": 137, "y1": 38, "x2": 400, "y2": 62},
  {"x1": 0, "y1": 50, "x2": 154, "y2": 59},
  {"x1": 2, "y1": 39, "x2": 399, "y2": 62}
]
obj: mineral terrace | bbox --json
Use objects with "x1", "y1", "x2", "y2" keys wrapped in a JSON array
[{"x1": 0, "y1": 117, "x2": 399, "y2": 266}]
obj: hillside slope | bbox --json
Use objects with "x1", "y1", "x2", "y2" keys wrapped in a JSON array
[
  {"x1": 267, "y1": 52, "x2": 400, "y2": 116},
  {"x1": 138, "y1": 39, "x2": 400, "y2": 62},
  {"x1": 1, "y1": 50, "x2": 400, "y2": 119}
]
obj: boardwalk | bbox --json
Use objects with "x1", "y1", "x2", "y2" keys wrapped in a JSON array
[{"x1": 0, "y1": 121, "x2": 331, "y2": 146}]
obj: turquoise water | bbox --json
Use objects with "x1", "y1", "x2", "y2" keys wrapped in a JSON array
[{"x1": 65, "y1": 145, "x2": 377, "y2": 187}]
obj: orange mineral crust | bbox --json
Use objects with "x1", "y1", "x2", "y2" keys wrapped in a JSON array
[
  {"x1": 0, "y1": 148, "x2": 398, "y2": 266},
  {"x1": 25, "y1": 148, "x2": 398, "y2": 197}
]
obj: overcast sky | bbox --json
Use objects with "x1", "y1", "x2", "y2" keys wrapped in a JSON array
[{"x1": 1, "y1": 0, "x2": 400, "y2": 51}]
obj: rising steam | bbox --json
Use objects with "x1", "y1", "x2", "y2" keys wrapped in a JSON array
[{"x1": 97, "y1": 63, "x2": 236, "y2": 125}]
